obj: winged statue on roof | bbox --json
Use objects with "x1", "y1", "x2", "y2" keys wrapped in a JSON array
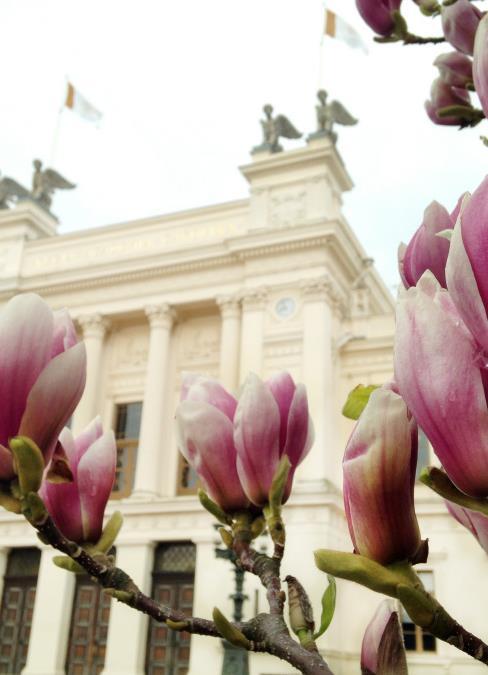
[
  {"x1": 0, "y1": 173, "x2": 30, "y2": 209},
  {"x1": 31, "y1": 159, "x2": 76, "y2": 211},
  {"x1": 314, "y1": 90, "x2": 358, "y2": 142},
  {"x1": 256, "y1": 104, "x2": 302, "y2": 153}
]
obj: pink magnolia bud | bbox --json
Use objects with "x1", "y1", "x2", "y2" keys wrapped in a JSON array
[
  {"x1": 434, "y1": 51, "x2": 473, "y2": 87},
  {"x1": 361, "y1": 601, "x2": 407, "y2": 674},
  {"x1": 343, "y1": 385, "x2": 422, "y2": 565},
  {"x1": 395, "y1": 272, "x2": 488, "y2": 498},
  {"x1": 446, "y1": 178, "x2": 488, "y2": 353},
  {"x1": 40, "y1": 418, "x2": 116, "y2": 543},
  {"x1": 441, "y1": 0, "x2": 483, "y2": 55},
  {"x1": 355, "y1": 0, "x2": 402, "y2": 36},
  {"x1": 474, "y1": 15, "x2": 488, "y2": 125},
  {"x1": 425, "y1": 78, "x2": 472, "y2": 125},
  {"x1": 0, "y1": 294, "x2": 86, "y2": 481},
  {"x1": 446, "y1": 501, "x2": 488, "y2": 554},
  {"x1": 399, "y1": 200, "x2": 454, "y2": 288},
  {"x1": 235, "y1": 372, "x2": 313, "y2": 506},
  {"x1": 177, "y1": 375, "x2": 248, "y2": 512}
]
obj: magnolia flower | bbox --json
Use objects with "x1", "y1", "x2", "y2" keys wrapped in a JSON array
[
  {"x1": 474, "y1": 14, "x2": 488, "y2": 117},
  {"x1": 361, "y1": 601, "x2": 408, "y2": 675},
  {"x1": 434, "y1": 51, "x2": 473, "y2": 88},
  {"x1": 441, "y1": 0, "x2": 483, "y2": 55},
  {"x1": 355, "y1": 0, "x2": 402, "y2": 36},
  {"x1": 0, "y1": 294, "x2": 86, "y2": 481},
  {"x1": 395, "y1": 272, "x2": 488, "y2": 498},
  {"x1": 425, "y1": 78, "x2": 472, "y2": 126},
  {"x1": 446, "y1": 178, "x2": 488, "y2": 354},
  {"x1": 235, "y1": 372, "x2": 313, "y2": 506},
  {"x1": 40, "y1": 418, "x2": 116, "y2": 543},
  {"x1": 343, "y1": 385, "x2": 422, "y2": 565},
  {"x1": 176, "y1": 372, "x2": 313, "y2": 510},
  {"x1": 446, "y1": 501, "x2": 488, "y2": 554},
  {"x1": 398, "y1": 200, "x2": 454, "y2": 288}
]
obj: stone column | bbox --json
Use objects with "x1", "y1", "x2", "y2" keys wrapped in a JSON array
[
  {"x1": 23, "y1": 547, "x2": 75, "y2": 675},
  {"x1": 132, "y1": 304, "x2": 175, "y2": 498},
  {"x1": 102, "y1": 542, "x2": 154, "y2": 675},
  {"x1": 298, "y1": 277, "x2": 335, "y2": 487},
  {"x1": 0, "y1": 547, "x2": 8, "y2": 602},
  {"x1": 238, "y1": 288, "x2": 268, "y2": 383},
  {"x1": 188, "y1": 535, "x2": 224, "y2": 675},
  {"x1": 72, "y1": 313, "x2": 110, "y2": 434},
  {"x1": 216, "y1": 295, "x2": 241, "y2": 393}
]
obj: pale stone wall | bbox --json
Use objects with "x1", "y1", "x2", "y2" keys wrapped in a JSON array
[{"x1": 0, "y1": 137, "x2": 483, "y2": 675}]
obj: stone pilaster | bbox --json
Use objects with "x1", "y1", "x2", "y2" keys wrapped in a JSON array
[
  {"x1": 72, "y1": 313, "x2": 110, "y2": 434},
  {"x1": 102, "y1": 542, "x2": 155, "y2": 675},
  {"x1": 22, "y1": 547, "x2": 75, "y2": 675},
  {"x1": 298, "y1": 277, "x2": 335, "y2": 487},
  {"x1": 216, "y1": 295, "x2": 241, "y2": 393},
  {"x1": 238, "y1": 288, "x2": 268, "y2": 383},
  {"x1": 132, "y1": 304, "x2": 175, "y2": 498}
]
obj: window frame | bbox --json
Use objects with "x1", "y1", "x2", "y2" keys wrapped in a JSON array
[{"x1": 111, "y1": 400, "x2": 143, "y2": 500}]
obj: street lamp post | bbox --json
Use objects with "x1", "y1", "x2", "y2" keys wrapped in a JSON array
[{"x1": 214, "y1": 536, "x2": 250, "y2": 675}]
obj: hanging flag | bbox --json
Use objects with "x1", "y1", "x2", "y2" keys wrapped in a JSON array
[
  {"x1": 64, "y1": 82, "x2": 103, "y2": 123},
  {"x1": 324, "y1": 10, "x2": 368, "y2": 53}
]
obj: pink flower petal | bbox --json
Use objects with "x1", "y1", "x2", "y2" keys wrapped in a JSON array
[
  {"x1": 0, "y1": 444, "x2": 13, "y2": 480},
  {"x1": 234, "y1": 374, "x2": 280, "y2": 506},
  {"x1": 176, "y1": 400, "x2": 248, "y2": 511},
  {"x1": 39, "y1": 468, "x2": 84, "y2": 543},
  {"x1": 77, "y1": 431, "x2": 116, "y2": 542},
  {"x1": 267, "y1": 372, "x2": 296, "y2": 452},
  {"x1": 446, "y1": 206, "x2": 488, "y2": 352},
  {"x1": 0, "y1": 294, "x2": 54, "y2": 447},
  {"x1": 182, "y1": 373, "x2": 237, "y2": 421},
  {"x1": 361, "y1": 600, "x2": 394, "y2": 673},
  {"x1": 395, "y1": 273, "x2": 488, "y2": 497},
  {"x1": 51, "y1": 309, "x2": 78, "y2": 357},
  {"x1": 70, "y1": 416, "x2": 104, "y2": 472},
  {"x1": 19, "y1": 343, "x2": 87, "y2": 463},
  {"x1": 343, "y1": 388, "x2": 420, "y2": 564}
]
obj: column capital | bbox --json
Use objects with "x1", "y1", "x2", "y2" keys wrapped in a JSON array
[
  {"x1": 216, "y1": 294, "x2": 240, "y2": 319},
  {"x1": 77, "y1": 313, "x2": 111, "y2": 339},
  {"x1": 239, "y1": 286, "x2": 268, "y2": 311},
  {"x1": 144, "y1": 303, "x2": 176, "y2": 329},
  {"x1": 300, "y1": 275, "x2": 346, "y2": 316}
]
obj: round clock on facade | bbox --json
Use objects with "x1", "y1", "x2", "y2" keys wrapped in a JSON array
[{"x1": 275, "y1": 297, "x2": 296, "y2": 319}]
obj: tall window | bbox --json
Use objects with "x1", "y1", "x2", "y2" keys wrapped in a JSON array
[
  {"x1": 112, "y1": 402, "x2": 142, "y2": 498},
  {"x1": 0, "y1": 547, "x2": 41, "y2": 674},
  {"x1": 146, "y1": 543, "x2": 196, "y2": 675},
  {"x1": 401, "y1": 571, "x2": 436, "y2": 653},
  {"x1": 65, "y1": 571, "x2": 113, "y2": 675}
]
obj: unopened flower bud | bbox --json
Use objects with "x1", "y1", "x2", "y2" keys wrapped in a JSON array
[{"x1": 441, "y1": 0, "x2": 483, "y2": 55}]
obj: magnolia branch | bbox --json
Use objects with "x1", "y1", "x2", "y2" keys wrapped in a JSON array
[{"x1": 26, "y1": 502, "x2": 334, "y2": 675}]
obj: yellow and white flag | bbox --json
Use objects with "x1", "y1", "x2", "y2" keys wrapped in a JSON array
[
  {"x1": 324, "y1": 10, "x2": 368, "y2": 53},
  {"x1": 64, "y1": 82, "x2": 102, "y2": 123}
]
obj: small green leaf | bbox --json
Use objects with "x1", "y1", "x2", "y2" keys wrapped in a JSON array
[
  {"x1": 392, "y1": 10, "x2": 408, "y2": 38},
  {"x1": 95, "y1": 511, "x2": 123, "y2": 553},
  {"x1": 313, "y1": 575, "x2": 336, "y2": 640},
  {"x1": 342, "y1": 385, "x2": 380, "y2": 420},
  {"x1": 198, "y1": 489, "x2": 232, "y2": 525},
  {"x1": 268, "y1": 455, "x2": 291, "y2": 512},
  {"x1": 10, "y1": 436, "x2": 45, "y2": 495},
  {"x1": 212, "y1": 607, "x2": 251, "y2": 649}
]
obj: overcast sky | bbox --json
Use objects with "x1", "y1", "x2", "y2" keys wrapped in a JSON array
[{"x1": 1, "y1": 0, "x2": 486, "y2": 291}]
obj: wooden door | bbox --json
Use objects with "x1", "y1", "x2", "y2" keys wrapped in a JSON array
[
  {"x1": 0, "y1": 548, "x2": 40, "y2": 675},
  {"x1": 66, "y1": 577, "x2": 111, "y2": 675}
]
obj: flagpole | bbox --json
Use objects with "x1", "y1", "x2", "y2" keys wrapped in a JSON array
[
  {"x1": 318, "y1": 0, "x2": 327, "y2": 90},
  {"x1": 49, "y1": 76, "x2": 68, "y2": 167}
]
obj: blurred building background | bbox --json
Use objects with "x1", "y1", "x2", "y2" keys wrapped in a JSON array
[{"x1": 0, "y1": 136, "x2": 485, "y2": 675}]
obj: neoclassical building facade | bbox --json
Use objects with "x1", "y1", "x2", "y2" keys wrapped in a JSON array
[{"x1": 0, "y1": 137, "x2": 485, "y2": 675}]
